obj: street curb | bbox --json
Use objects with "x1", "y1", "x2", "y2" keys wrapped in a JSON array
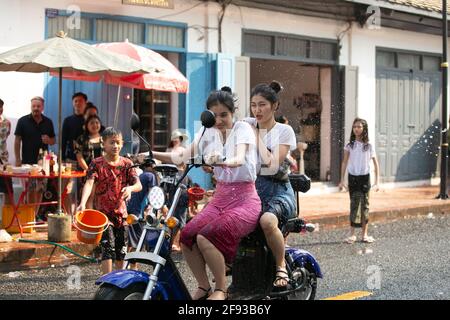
[{"x1": 305, "y1": 203, "x2": 450, "y2": 230}]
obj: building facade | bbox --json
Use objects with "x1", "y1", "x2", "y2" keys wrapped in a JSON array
[{"x1": 0, "y1": 0, "x2": 448, "y2": 188}]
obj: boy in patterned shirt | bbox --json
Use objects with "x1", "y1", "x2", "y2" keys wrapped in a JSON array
[{"x1": 77, "y1": 127, "x2": 142, "y2": 274}]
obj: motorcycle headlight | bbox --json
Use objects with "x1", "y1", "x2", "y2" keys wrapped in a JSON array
[
  {"x1": 145, "y1": 212, "x2": 158, "y2": 226},
  {"x1": 147, "y1": 186, "x2": 165, "y2": 210}
]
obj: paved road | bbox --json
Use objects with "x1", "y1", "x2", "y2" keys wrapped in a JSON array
[{"x1": 1, "y1": 213, "x2": 449, "y2": 300}]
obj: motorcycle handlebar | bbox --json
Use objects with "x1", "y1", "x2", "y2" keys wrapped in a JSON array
[{"x1": 284, "y1": 218, "x2": 315, "y2": 234}]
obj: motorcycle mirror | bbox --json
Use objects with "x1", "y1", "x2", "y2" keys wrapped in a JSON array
[
  {"x1": 130, "y1": 113, "x2": 140, "y2": 131},
  {"x1": 201, "y1": 110, "x2": 216, "y2": 128}
]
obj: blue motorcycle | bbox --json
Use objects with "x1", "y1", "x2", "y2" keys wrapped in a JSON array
[{"x1": 94, "y1": 111, "x2": 322, "y2": 300}]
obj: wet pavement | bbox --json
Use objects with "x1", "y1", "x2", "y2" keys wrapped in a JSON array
[{"x1": 1, "y1": 213, "x2": 449, "y2": 300}]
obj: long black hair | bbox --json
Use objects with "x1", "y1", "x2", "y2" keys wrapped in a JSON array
[{"x1": 348, "y1": 117, "x2": 370, "y2": 151}]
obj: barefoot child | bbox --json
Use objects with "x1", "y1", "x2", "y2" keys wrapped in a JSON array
[
  {"x1": 339, "y1": 118, "x2": 380, "y2": 244},
  {"x1": 77, "y1": 127, "x2": 142, "y2": 274}
]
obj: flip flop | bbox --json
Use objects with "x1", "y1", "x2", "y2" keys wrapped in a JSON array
[{"x1": 362, "y1": 236, "x2": 375, "y2": 243}]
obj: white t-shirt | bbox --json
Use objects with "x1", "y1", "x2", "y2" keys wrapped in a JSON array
[
  {"x1": 243, "y1": 117, "x2": 297, "y2": 176},
  {"x1": 344, "y1": 141, "x2": 375, "y2": 176},
  {"x1": 194, "y1": 121, "x2": 257, "y2": 183}
]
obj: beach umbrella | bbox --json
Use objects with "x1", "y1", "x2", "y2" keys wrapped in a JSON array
[
  {"x1": 55, "y1": 40, "x2": 188, "y2": 126},
  {"x1": 0, "y1": 31, "x2": 155, "y2": 215}
]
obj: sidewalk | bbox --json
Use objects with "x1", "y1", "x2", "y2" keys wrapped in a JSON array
[
  {"x1": 0, "y1": 186, "x2": 449, "y2": 272},
  {"x1": 0, "y1": 229, "x2": 96, "y2": 273},
  {"x1": 300, "y1": 186, "x2": 450, "y2": 229}
]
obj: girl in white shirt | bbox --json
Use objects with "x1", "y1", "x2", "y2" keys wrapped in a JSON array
[
  {"x1": 245, "y1": 81, "x2": 297, "y2": 289},
  {"x1": 152, "y1": 87, "x2": 261, "y2": 300},
  {"x1": 339, "y1": 118, "x2": 380, "y2": 244}
]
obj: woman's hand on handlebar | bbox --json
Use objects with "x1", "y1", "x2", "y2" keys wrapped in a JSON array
[{"x1": 204, "y1": 153, "x2": 223, "y2": 166}]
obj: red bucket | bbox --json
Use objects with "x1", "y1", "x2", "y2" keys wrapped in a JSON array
[{"x1": 188, "y1": 187, "x2": 205, "y2": 203}]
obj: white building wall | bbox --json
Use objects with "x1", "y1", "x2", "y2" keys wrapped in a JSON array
[
  {"x1": 0, "y1": 0, "x2": 210, "y2": 164},
  {"x1": 1, "y1": 0, "x2": 449, "y2": 176},
  {"x1": 350, "y1": 24, "x2": 448, "y2": 146}
]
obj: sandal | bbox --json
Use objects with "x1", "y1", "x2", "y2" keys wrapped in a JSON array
[
  {"x1": 273, "y1": 267, "x2": 290, "y2": 288},
  {"x1": 207, "y1": 288, "x2": 228, "y2": 300},
  {"x1": 362, "y1": 236, "x2": 375, "y2": 243},
  {"x1": 345, "y1": 235, "x2": 357, "y2": 244},
  {"x1": 193, "y1": 286, "x2": 211, "y2": 300}
]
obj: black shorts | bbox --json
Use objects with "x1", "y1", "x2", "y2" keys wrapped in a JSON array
[{"x1": 100, "y1": 225, "x2": 129, "y2": 261}]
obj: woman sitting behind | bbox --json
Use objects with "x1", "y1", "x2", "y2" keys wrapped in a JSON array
[{"x1": 244, "y1": 81, "x2": 298, "y2": 290}]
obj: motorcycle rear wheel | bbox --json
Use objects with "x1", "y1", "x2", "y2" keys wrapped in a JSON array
[
  {"x1": 286, "y1": 273, "x2": 317, "y2": 300},
  {"x1": 94, "y1": 283, "x2": 148, "y2": 300}
]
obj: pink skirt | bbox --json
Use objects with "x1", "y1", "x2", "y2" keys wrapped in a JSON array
[{"x1": 180, "y1": 181, "x2": 261, "y2": 263}]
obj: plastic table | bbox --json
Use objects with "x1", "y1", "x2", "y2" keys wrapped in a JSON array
[{"x1": 0, "y1": 171, "x2": 86, "y2": 236}]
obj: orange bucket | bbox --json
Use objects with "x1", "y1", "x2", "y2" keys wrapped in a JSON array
[{"x1": 73, "y1": 210, "x2": 109, "y2": 244}]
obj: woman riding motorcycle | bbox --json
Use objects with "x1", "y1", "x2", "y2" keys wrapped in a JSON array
[
  {"x1": 152, "y1": 87, "x2": 261, "y2": 300},
  {"x1": 244, "y1": 81, "x2": 298, "y2": 289}
]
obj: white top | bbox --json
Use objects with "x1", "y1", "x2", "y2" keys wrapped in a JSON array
[
  {"x1": 344, "y1": 141, "x2": 375, "y2": 176},
  {"x1": 194, "y1": 121, "x2": 257, "y2": 183},
  {"x1": 243, "y1": 117, "x2": 297, "y2": 176}
]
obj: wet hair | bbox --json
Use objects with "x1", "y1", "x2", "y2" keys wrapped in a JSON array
[
  {"x1": 0, "y1": 99, "x2": 3, "y2": 107},
  {"x1": 72, "y1": 92, "x2": 88, "y2": 101},
  {"x1": 348, "y1": 118, "x2": 370, "y2": 151},
  {"x1": 101, "y1": 127, "x2": 122, "y2": 141},
  {"x1": 275, "y1": 115, "x2": 288, "y2": 124},
  {"x1": 84, "y1": 102, "x2": 98, "y2": 114},
  {"x1": 251, "y1": 81, "x2": 283, "y2": 106},
  {"x1": 206, "y1": 86, "x2": 237, "y2": 113}
]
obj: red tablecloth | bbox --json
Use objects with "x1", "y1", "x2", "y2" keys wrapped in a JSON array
[{"x1": 0, "y1": 171, "x2": 86, "y2": 236}]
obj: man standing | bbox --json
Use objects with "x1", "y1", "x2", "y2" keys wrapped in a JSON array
[
  {"x1": 14, "y1": 96, "x2": 55, "y2": 165},
  {"x1": 61, "y1": 92, "x2": 88, "y2": 215},
  {"x1": 62, "y1": 92, "x2": 87, "y2": 162},
  {"x1": 14, "y1": 96, "x2": 56, "y2": 205}
]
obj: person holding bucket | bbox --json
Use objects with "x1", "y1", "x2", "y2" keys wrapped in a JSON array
[{"x1": 77, "y1": 127, "x2": 142, "y2": 275}]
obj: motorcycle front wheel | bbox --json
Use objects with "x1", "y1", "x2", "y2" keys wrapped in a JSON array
[{"x1": 94, "y1": 283, "x2": 148, "y2": 300}]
